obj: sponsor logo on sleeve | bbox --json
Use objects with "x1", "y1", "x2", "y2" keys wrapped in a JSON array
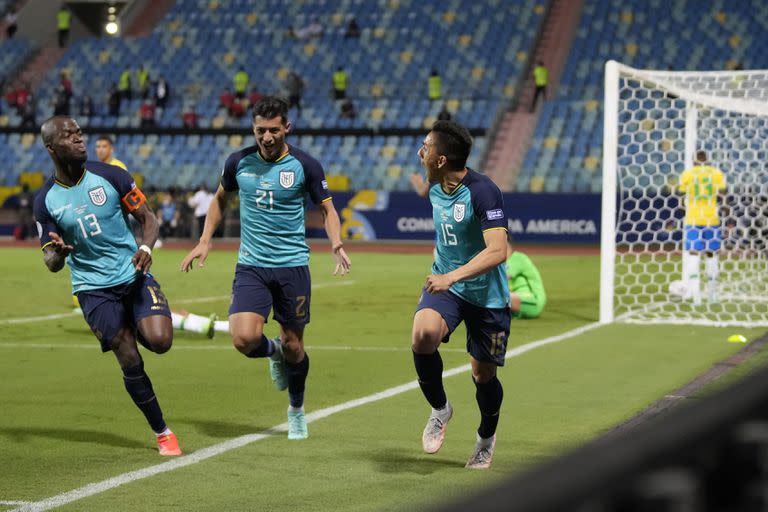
[
  {"x1": 321, "y1": 180, "x2": 328, "y2": 189},
  {"x1": 486, "y1": 209, "x2": 504, "y2": 220}
]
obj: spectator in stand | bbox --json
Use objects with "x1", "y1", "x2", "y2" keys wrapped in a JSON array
[
  {"x1": 79, "y1": 95, "x2": 94, "y2": 119},
  {"x1": 59, "y1": 71, "x2": 73, "y2": 100},
  {"x1": 187, "y1": 183, "x2": 214, "y2": 238},
  {"x1": 5, "y1": 8, "x2": 18, "y2": 39},
  {"x1": 136, "y1": 65, "x2": 150, "y2": 99},
  {"x1": 284, "y1": 71, "x2": 305, "y2": 114},
  {"x1": 119, "y1": 68, "x2": 132, "y2": 101},
  {"x1": 229, "y1": 98, "x2": 245, "y2": 119},
  {"x1": 19, "y1": 95, "x2": 36, "y2": 129},
  {"x1": 233, "y1": 66, "x2": 249, "y2": 100},
  {"x1": 139, "y1": 99, "x2": 156, "y2": 127},
  {"x1": 157, "y1": 190, "x2": 180, "y2": 239},
  {"x1": 52, "y1": 87, "x2": 70, "y2": 116},
  {"x1": 154, "y1": 76, "x2": 170, "y2": 109},
  {"x1": 332, "y1": 66, "x2": 347, "y2": 100},
  {"x1": 15, "y1": 81, "x2": 31, "y2": 114},
  {"x1": 181, "y1": 103, "x2": 198, "y2": 128},
  {"x1": 344, "y1": 16, "x2": 360, "y2": 39},
  {"x1": 428, "y1": 69, "x2": 442, "y2": 101},
  {"x1": 57, "y1": 5, "x2": 71, "y2": 48},
  {"x1": 15, "y1": 184, "x2": 33, "y2": 240},
  {"x1": 219, "y1": 88, "x2": 235, "y2": 111},
  {"x1": 339, "y1": 98, "x2": 356, "y2": 119},
  {"x1": 107, "y1": 82, "x2": 121, "y2": 116},
  {"x1": 248, "y1": 86, "x2": 263, "y2": 107},
  {"x1": 5, "y1": 82, "x2": 18, "y2": 110},
  {"x1": 437, "y1": 103, "x2": 452, "y2": 121},
  {"x1": 530, "y1": 60, "x2": 548, "y2": 112},
  {"x1": 292, "y1": 16, "x2": 323, "y2": 40}
]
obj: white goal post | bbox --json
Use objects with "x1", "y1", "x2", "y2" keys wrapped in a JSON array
[{"x1": 600, "y1": 60, "x2": 768, "y2": 327}]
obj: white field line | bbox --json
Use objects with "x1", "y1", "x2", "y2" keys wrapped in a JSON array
[
  {"x1": 0, "y1": 280, "x2": 356, "y2": 326},
  {"x1": 9, "y1": 321, "x2": 601, "y2": 512},
  {"x1": 0, "y1": 502, "x2": 30, "y2": 506},
  {"x1": 0, "y1": 342, "x2": 467, "y2": 354}
]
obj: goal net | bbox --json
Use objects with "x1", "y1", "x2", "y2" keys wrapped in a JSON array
[{"x1": 600, "y1": 61, "x2": 768, "y2": 327}]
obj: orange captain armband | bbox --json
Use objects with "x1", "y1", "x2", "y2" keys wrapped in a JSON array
[{"x1": 122, "y1": 187, "x2": 147, "y2": 212}]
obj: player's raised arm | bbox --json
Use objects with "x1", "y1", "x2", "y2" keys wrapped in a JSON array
[
  {"x1": 318, "y1": 198, "x2": 351, "y2": 275},
  {"x1": 425, "y1": 228, "x2": 507, "y2": 293},
  {"x1": 180, "y1": 184, "x2": 232, "y2": 272},
  {"x1": 409, "y1": 172, "x2": 430, "y2": 198}
]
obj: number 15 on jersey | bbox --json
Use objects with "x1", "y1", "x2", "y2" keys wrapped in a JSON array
[{"x1": 440, "y1": 223, "x2": 457, "y2": 246}]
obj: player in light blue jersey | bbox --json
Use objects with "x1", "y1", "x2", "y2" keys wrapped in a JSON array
[
  {"x1": 181, "y1": 96, "x2": 351, "y2": 439},
  {"x1": 412, "y1": 120, "x2": 509, "y2": 469},
  {"x1": 33, "y1": 116, "x2": 181, "y2": 456}
]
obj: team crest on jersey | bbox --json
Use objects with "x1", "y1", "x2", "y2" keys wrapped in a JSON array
[
  {"x1": 279, "y1": 171, "x2": 295, "y2": 188},
  {"x1": 453, "y1": 203, "x2": 466, "y2": 222},
  {"x1": 88, "y1": 186, "x2": 107, "y2": 206}
]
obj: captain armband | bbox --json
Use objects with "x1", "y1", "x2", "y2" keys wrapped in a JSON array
[{"x1": 122, "y1": 187, "x2": 147, "y2": 212}]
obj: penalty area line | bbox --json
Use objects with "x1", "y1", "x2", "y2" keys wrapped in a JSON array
[{"x1": 10, "y1": 321, "x2": 601, "y2": 512}]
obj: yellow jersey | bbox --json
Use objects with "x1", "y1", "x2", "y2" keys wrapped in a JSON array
[
  {"x1": 678, "y1": 165, "x2": 725, "y2": 226},
  {"x1": 109, "y1": 158, "x2": 127, "y2": 170}
]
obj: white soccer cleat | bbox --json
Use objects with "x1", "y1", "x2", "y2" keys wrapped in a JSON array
[
  {"x1": 287, "y1": 408, "x2": 308, "y2": 440},
  {"x1": 465, "y1": 434, "x2": 496, "y2": 470},
  {"x1": 422, "y1": 402, "x2": 453, "y2": 454}
]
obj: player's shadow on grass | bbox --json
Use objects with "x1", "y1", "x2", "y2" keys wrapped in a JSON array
[
  {"x1": 365, "y1": 448, "x2": 459, "y2": 474},
  {"x1": 179, "y1": 418, "x2": 272, "y2": 438},
  {"x1": 0, "y1": 427, "x2": 145, "y2": 449}
]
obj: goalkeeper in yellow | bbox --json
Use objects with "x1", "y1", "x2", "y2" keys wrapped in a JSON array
[
  {"x1": 505, "y1": 235, "x2": 546, "y2": 319},
  {"x1": 678, "y1": 150, "x2": 726, "y2": 304}
]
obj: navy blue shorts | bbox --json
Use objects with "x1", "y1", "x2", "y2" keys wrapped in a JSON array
[
  {"x1": 76, "y1": 274, "x2": 172, "y2": 352},
  {"x1": 229, "y1": 264, "x2": 311, "y2": 328},
  {"x1": 416, "y1": 288, "x2": 511, "y2": 366}
]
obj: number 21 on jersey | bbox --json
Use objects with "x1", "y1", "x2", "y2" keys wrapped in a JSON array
[{"x1": 256, "y1": 189, "x2": 274, "y2": 210}]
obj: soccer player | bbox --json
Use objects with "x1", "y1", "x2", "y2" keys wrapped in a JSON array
[
  {"x1": 33, "y1": 116, "x2": 181, "y2": 456},
  {"x1": 94, "y1": 134, "x2": 127, "y2": 170},
  {"x1": 678, "y1": 150, "x2": 726, "y2": 304},
  {"x1": 71, "y1": 134, "x2": 129, "y2": 312},
  {"x1": 506, "y1": 235, "x2": 547, "y2": 319},
  {"x1": 180, "y1": 96, "x2": 351, "y2": 440},
  {"x1": 412, "y1": 120, "x2": 509, "y2": 469}
]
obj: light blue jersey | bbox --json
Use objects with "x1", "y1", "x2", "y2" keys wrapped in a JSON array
[
  {"x1": 221, "y1": 144, "x2": 330, "y2": 268},
  {"x1": 33, "y1": 162, "x2": 142, "y2": 293},
  {"x1": 430, "y1": 169, "x2": 509, "y2": 308}
]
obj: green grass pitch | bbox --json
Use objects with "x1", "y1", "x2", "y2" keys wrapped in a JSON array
[{"x1": 0, "y1": 246, "x2": 764, "y2": 511}]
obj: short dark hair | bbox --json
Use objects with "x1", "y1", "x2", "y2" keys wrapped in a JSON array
[
  {"x1": 252, "y1": 95, "x2": 289, "y2": 124},
  {"x1": 430, "y1": 120, "x2": 472, "y2": 169},
  {"x1": 695, "y1": 150, "x2": 707, "y2": 164},
  {"x1": 96, "y1": 134, "x2": 114, "y2": 145}
]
